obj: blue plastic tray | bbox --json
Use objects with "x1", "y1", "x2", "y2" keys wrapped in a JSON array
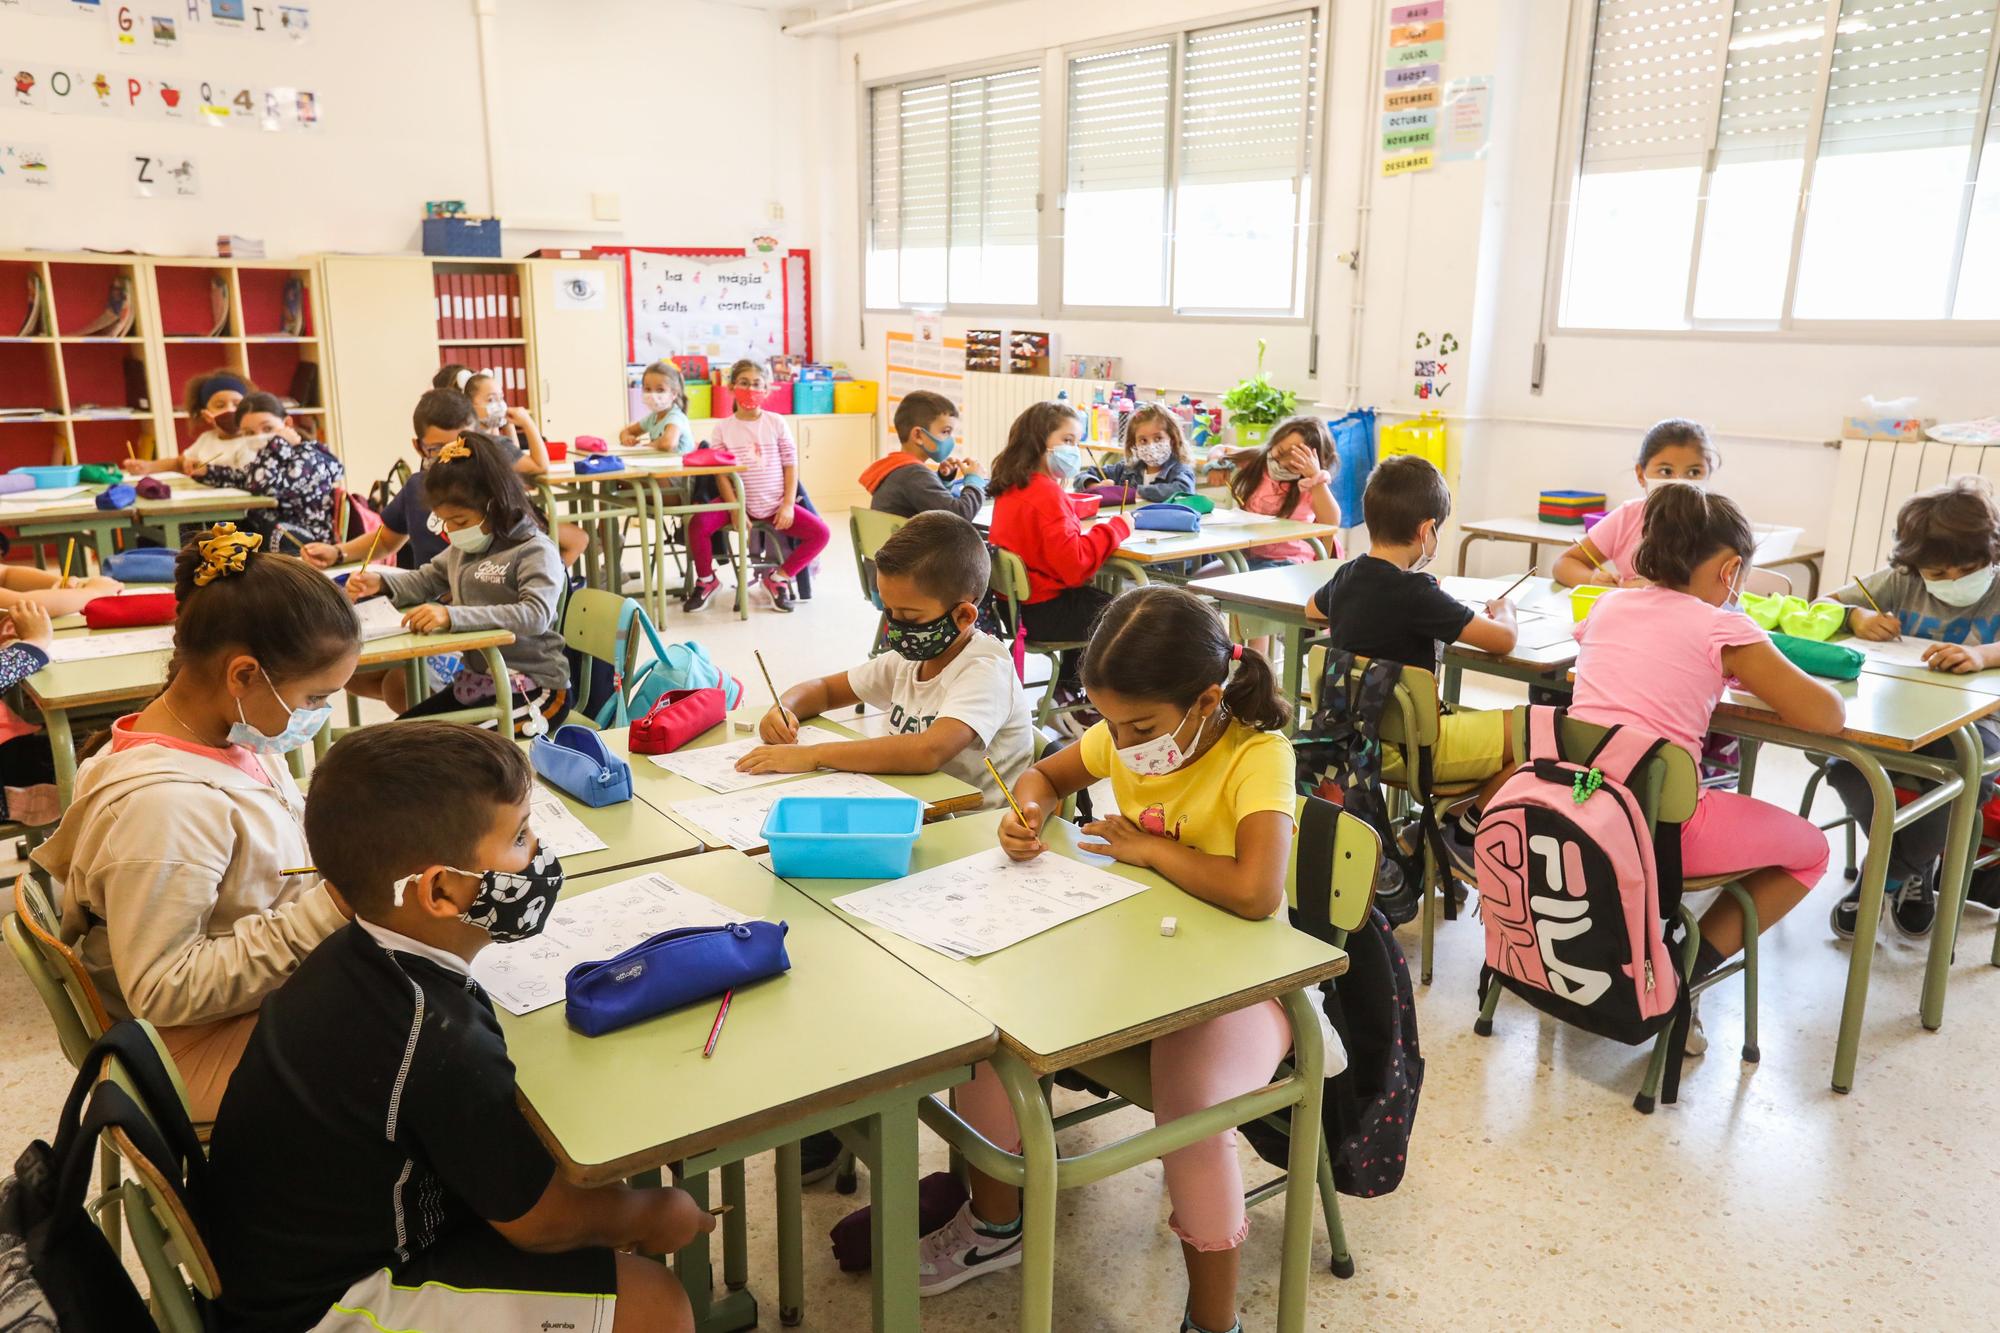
[
  {"x1": 12, "y1": 465, "x2": 84, "y2": 489},
  {"x1": 762, "y1": 795, "x2": 923, "y2": 878}
]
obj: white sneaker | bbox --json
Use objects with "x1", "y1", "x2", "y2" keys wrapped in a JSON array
[
  {"x1": 917, "y1": 1202, "x2": 1022, "y2": 1297},
  {"x1": 1682, "y1": 996, "x2": 1708, "y2": 1058}
]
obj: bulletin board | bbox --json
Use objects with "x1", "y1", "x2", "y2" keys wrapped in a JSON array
[{"x1": 598, "y1": 246, "x2": 813, "y2": 366}]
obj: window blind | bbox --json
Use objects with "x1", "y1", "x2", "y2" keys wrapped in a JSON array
[
  {"x1": 1582, "y1": 0, "x2": 1737, "y2": 168},
  {"x1": 1818, "y1": 0, "x2": 2000, "y2": 155},
  {"x1": 1066, "y1": 40, "x2": 1172, "y2": 195},
  {"x1": 895, "y1": 82, "x2": 950, "y2": 259},
  {"x1": 949, "y1": 67, "x2": 1042, "y2": 251},
  {"x1": 1180, "y1": 12, "x2": 1315, "y2": 186},
  {"x1": 869, "y1": 85, "x2": 901, "y2": 253},
  {"x1": 1714, "y1": 0, "x2": 1828, "y2": 160}
]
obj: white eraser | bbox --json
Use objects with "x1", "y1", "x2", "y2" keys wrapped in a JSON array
[
  {"x1": 732, "y1": 719, "x2": 756, "y2": 734},
  {"x1": 1160, "y1": 916, "x2": 1178, "y2": 937}
]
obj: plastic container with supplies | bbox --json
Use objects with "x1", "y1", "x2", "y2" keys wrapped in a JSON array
[
  {"x1": 763, "y1": 795, "x2": 923, "y2": 878},
  {"x1": 793, "y1": 380, "x2": 834, "y2": 415},
  {"x1": 11, "y1": 465, "x2": 84, "y2": 489},
  {"x1": 1067, "y1": 492, "x2": 1102, "y2": 519},
  {"x1": 1379, "y1": 411, "x2": 1447, "y2": 471},
  {"x1": 684, "y1": 382, "x2": 712, "y2": 419},
  {"x1": 713, "y1": 382, "x2": 737, "y2": 418},
  {"x1": 762, "y1": 383, "x2": 794, "y2": 415},
  {"x1": 1569, "y1": 584, "x2": 1615, "y2": 621},
  {"x1": 834, "y1": 380, "x2": 879, "y2": 414}
]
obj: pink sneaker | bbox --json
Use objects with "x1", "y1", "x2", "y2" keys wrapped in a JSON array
[{"x1": 916, "y1": 1203, "x2": 1021, "y2": 1297}]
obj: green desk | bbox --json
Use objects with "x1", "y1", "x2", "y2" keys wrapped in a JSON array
[
  {"x1": 1455, "y1": 513, "x2": 1826, "y2": 597},
  {"x1": 620, "y1": 714, "x2": 985, "y2": 852},
  {"x1": 3, "y1": 494, "x2": 134, "y2": 569},
  {"x1": 541, "y1": 460, "x2": 749, "y2": 620},
  {"x1": 973, "y1": 501, "x2": 1341, "y2": 578},
  {"x1": 26, "y1": 625, "x2": 515, "y2": 804},
  {"x1": 133, "y1": 487, "x2": 277, "y2": 549},
  {"x1": 781, "y1": 812, "x2": 1346, "y2": 1333},
  {"x1": 542, "y1": 779, "x2": 705, "y2": 877},
  {"x1": 500, "y1": 849, "x2": 995, "y2": 1333}
]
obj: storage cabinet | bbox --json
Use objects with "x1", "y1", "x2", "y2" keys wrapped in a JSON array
[{"x1": 793, "y1": 413, "x2": 878, "y2": 512}]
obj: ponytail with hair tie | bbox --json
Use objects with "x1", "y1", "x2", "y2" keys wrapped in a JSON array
[{"x1": 193, "y1": 523, "x2": 262, "y2": 586}]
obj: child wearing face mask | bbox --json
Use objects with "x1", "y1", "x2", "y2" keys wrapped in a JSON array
[
  {"x1": 1227, "y1": 414, "x2": 1342, "y2": 567},
  {"x1": 1073, "y1": 403, "x2": 1199, "y2": 504},
  {"x1": 345, "y1": 434, "x2": 570, "y2": 736},
  {"x1": 860, "y1": 390, "x2": 984, "y2": 521},
  {"x1": 1570, "y1": 483, "x2": 1845, "y2": 1053},
  {"x1": 1822, "y1": 476, "x2": 2000, "y2": 940},
  {"x1": 1307, "y1": 456, "x2": 1520, "y2": 876},
  {"x1": 32, "y1": 526, "x2": 362, "y2": 1121},
  {"x1": 207, "y1": 723, "x2": 705, "y2": 1333},
  {"x1": 126, "y1": 370, "x2": 256, "y2": 475},
  {"x1": 1553, "y1": 418, "x2": 1719, "y2": 589},
  {"x1": 454, "y1": 368, "x2": 553, "y2": 478},
  {"x1": 194, "y1": 390, "x2": 344, "y2": 548},
  {"x1": 987, "y1": 400, "x2": 1133, "y2": 704},
  {"x1": 736, "y1": 512, "x2": 1031, "y2": 807},
  {"x1": 620, "y1": 360, "x2": 694, "y2": 453},
  {"x1": 946, "y1": 587, "x2": 1298, "y2": 1333}
]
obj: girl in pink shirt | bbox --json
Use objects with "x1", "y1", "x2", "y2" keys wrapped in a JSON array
[
  {"x1": 1226, "y1": 414, "x2": 1342, "y2": 566},
  {"x1": 1554, "y1": 418, "x2": 1717, "y2": 589},
  {"x1": 1570, "y1": 483, "x2": 1844, "y2": 1054},
  {"x1": 683, "y1": 358, "x2": 830, "y2": 614}
]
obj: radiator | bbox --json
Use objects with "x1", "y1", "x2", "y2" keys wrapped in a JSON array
[
  {"x1": 1824, "y1": 435, "x2": 2000, "y2": 589},
  {"x1": 960, "y1": 371, "x2": 1119, "y2": 453}
]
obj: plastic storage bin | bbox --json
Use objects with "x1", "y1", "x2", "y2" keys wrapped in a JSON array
[
  {"x1": 685, "y1": 382, "x2": 712, "y2": 419},
  {"x1": 12, "y1": 465, "x2": 84, "y2": 489},
  {"x1": 712, "y1": 383, "x2": 736, "y2": 418},
  {"x1": 762, "y1": 795, "x2": 923, "y2": 879},
  {"x1": 762, "y1": 383, "x2": 794, "y2": 415},
  {"x1": 1067, "y1": 493, "x2": 1102, "y2": 519},
  {"x1": 793, "y1": 381, "x2": 834, "y2": 415},
  {"x1": 422, "y1": 217, "x2": 502, "y2": 257},
  {"x1": 1569, "y1": 584, "x2": 1614, "y2": 621},
  {"x1": 834, "y1": 380, "x2": 879, "y2": 414}
]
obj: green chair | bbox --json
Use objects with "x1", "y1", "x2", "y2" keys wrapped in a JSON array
[
  {"x1": 1029, "y1": 803, "x2": 1379, "y2": 1277},
  {"x1": 1304, "y1": 647, "x2": 1487, "y2": 987},
  {"x1": 988, "y1": 547, "x2": 1093, "y2": 729},
  {"x1": 562, "y1": 587, "x2": 648, "y2": 728},
  {"x1": 850, "y1": 509, "x2": 908, "y2": 658},
  {"x1": 1473, "y1": 708, "x2": 1766, "y2": 1114}
]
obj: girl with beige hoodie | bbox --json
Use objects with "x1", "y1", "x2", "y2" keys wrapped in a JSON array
[{"x1": 33, "y1": 526, "x2": 362, "y2": 1121}]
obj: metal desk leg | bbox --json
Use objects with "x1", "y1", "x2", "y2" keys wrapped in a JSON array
[
  {"x1": 1274, "y1": 989, "x2": 1326, "y2": 1333},
  {"x1": 1282, "y1": 623, "x2": 1307, "y2": 730},
  {"x1": 46, "y1": 707, "x2": 77, "y2": 810},
  {"x1": 674, "y1": 1167, "x2": 757, "y2": 1333},
  {"x1": 865, "y1": 1098, "x2": 922, "y2": 1333},
  {"x1": 774, "y1": 1139, "x2": 803, "y2": 1325},
  {"x1": 480, "y1": 646, "x2": 514, "y2": 734},
  {"x1": 731, "y1": 496, "x2": 750, "y2": 620},
  {"x1": 1921, "y1": 722, "x2": 1982, "y2": 1030},
  {"x1": 1832, "y1": 746, "x2": 1897, "y2": 1094},
  {"x1": 994, "y1": 1050, "x2": 1060, "y2": 1333},
  {"x1": 720, "y1": 1159, "x2": 748, "y2": 1292}
]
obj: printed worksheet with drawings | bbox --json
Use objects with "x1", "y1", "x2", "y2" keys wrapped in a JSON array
[
  {"x1": 833, "y1": 843, "x2": 1148, "y2": 960},
  {"x1": 648, "y1": 735, "x2": 811, "y2": 794},
  {"x1": 530, "y1": 784, "x2": 610, "y2": 858},
  {"x1": 44, "y1": 626, "x2": 178, "y2": 663}
]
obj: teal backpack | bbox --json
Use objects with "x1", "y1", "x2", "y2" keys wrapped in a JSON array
[{"x1": 593, "y1": 600, "x2": 743, "y2": 727}]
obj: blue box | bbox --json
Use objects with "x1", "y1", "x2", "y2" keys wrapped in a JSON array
[
  {"x1": 762, "y1": 795, "x2": 923, "y2": 878},
  {"x1": 422, "y1": 217, "x2": 503, "y2": 258},
  {"x1": 792, "y1": 381, "x2": 834, "y2": 415},
  {"x1": 12, "y1": 465, "x2": 84, "y2": 489}
]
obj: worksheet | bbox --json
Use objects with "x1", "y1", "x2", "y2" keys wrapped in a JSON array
[
  {"x1": 648, "y1": 735, "x2": 812, "y2": 794},
  {"x1": 1844, "y1": 635, "x2": 1946, "y2": 670},
  {"x1": 671, "y1": 771, "x2": 909, "y2": 851},
  {"x1": 530, "y1": 784, "x2": 609, "y2": 859},
  {"x1": 45, "y1": 625, "x2": 177, "y2": 663},
  {"x1": 833, "y1": 841, "x2": 1148, "y2": 960},
  {"x1": 1511, "y1": 615, "x2": 1579, "y2": 652},
  {"x1": 1198, "y1": 507, "x2": 1281, "y2": 527},
  {"x1": 353, "y1": 596, "x2": 407, "y2": 642},
  {"x1": 0, "y1": 485, "x2": 89, "y2": 503},
  {"x1": 472, "y1": 871, "x2": 754, "y2": 1015}
]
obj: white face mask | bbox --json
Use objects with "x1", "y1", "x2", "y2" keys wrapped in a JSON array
[
  {"x1": 1410, "y1": 523, "x2": 1438, "y2": 574},
  {"x1": 1644, "y1": 475, "x2": 1707, "y2": 492},
  {"x1": 1133, "y1": 440, "x2": 1173, "y2": 468},
  {"x1": 642, "y1": 390, "x2": 674, "y2": 412},
  {"x1": 447, "y1": 525, "x2": 494, "y2": 554},
  {"x1": 1924, "y1": 566, "x2": 1995, "y2": 608},
  {"x1": 479, "y1": 396, "x2": 507, "y2": 426},
  {"x1": 1113, "y1": 701, "x2": 1212, "y2": 777},
  {"x1": 227, "y1": 673, "x2": 331, "y2": 755},
  {"x1": 1268, "y1": 459, "x2": 1303, "y2": 484}
]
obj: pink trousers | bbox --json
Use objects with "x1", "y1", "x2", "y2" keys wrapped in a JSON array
[
  {"x1": 956, "y1": 999, "x2": 1292, "y2": 1251},
  {"x1": 688, "y1": 505, "x2": 829, "y2": 580},
  {"x1": 1680, "y1": 788, "x2": 1830, "y2": 886}
]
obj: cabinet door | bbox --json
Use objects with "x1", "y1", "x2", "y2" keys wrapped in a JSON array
[
  {"x1": 321, "y1": 256, "x2": 438, "y2": 485},
  {"x1": 523, "y1": 260, "x2": 626, "y2": 444},
  {"x1": 794, "y1": 418, "x2": 866, "y2": 512}
]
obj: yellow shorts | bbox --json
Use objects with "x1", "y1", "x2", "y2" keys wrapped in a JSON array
[{"x1": 1380, "y1": 707, "x2": 1508, "y2": 787}]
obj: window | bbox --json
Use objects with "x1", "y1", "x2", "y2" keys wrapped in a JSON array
[
  {"x1": 867, "y1": 66, "x2": 1042, "y2": 308},
  {"x1": 1560, "y1": 0, "x2": 2000, "y2": 329},
  {"x1": 1064, "y1": 12, "x2": 1318, "y2": 314}
]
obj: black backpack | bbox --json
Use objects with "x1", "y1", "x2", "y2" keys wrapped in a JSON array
[
  {"x1": 1, "y1": 1022, "x2": 211, "y2": 1331},
  {"x1": 1243, "y1": 798, "x2": 1424, "y2": 1197},
  {"x1": 1293, "y1": 648, "x2": 1449, "y2": 926}
]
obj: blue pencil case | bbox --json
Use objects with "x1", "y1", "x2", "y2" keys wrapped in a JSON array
[
  {"x1": 104, "y1": 547, "x2": 178, "y2": 584},
  {"x1": 531, "y1": 724, "x2": 632, "y2": 807},
  {"x1": 564, "y1": 920, "x2": 790, "y2": 1037},
  {"x1": 574, "y1": 454, "x2": 626, "y2": 476},
  {"x1": 1132, "y1": 503, "x2": 1201, "y2": 533}
]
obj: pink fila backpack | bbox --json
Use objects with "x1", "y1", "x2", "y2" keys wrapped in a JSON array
[{"x1": 1474, "y1": 707, "x2": 1690, "y2": 1066}]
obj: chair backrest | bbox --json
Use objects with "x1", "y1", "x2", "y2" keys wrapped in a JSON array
[
  {"x1": 1287, "y1": 796, "x2": 1383, "y2": 943},
  {"x1": 850, "y1": 509, "x2": 907, "y2": 611},
  {"x1": 988, "y1": 545, "x2": 1033, "y2": 611},
  {"x1": 1503, "y1": 707, "x2": 1697, "y2": 827},
  {"x1": 1303, "y1": 644, "x2": 1444, "y2": 749},
  {"x1": 561, "y1": 588, "x2": 642, "y2": 725},
  {"x1": 8, "y1": 875, "x2": 110, "y2": 1068},
  {"x1": 1742, "y1": 566, "x2": 1792, "y2": 598},
  {"x1": 99, "y1": 1026, "x2": 219, "y2": 1328}
]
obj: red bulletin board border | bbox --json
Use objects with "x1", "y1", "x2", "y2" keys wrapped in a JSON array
[{"x1": 596, "y1": 246, "x2": 813, "y2": 365}]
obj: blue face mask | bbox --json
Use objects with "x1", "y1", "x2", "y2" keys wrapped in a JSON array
[
  {"x1": 227, "y1": 673, "x2": 331, "y2": 754},
  {"x1": 916, "y1": 427, "x2": 955, "y2": 463},
  {"x1": 1048, "y1": 444, "x2": 1083, "y2": 479}
]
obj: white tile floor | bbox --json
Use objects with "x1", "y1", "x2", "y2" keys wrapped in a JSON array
[{"x1": 6, "y1": 512, "x2": 1999, "y2": 1330}]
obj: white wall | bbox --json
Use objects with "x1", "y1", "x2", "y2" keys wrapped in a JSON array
[
  {"x1": 0, "y1": 0, "x2": 835, "y2": 263},
  {"x1": 821, "y1": 0, "x2": 1999, "y2": 563}
]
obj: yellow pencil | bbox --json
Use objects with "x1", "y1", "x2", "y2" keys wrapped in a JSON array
[
  {"x1": 983, "y1": 756, "x2": 1031, "y2": 829},
  {"x1": 279, "y1": 865, "x2": 316, "y2": 876},
  {"x1": 58, "y1": 539, "x2": 74, "y2": 590},
  {"x1": 1855, "y1": 576, "x2": 1883, "y2": 614},
  {"x1": 754, "y1": 649, "x2": 793, "y2": 730},
  {"x1": 359, "y1": 522, "x2": 385, "y2": 569}
]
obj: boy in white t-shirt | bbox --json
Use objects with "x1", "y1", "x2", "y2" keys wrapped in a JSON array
[{"x1": 739, "y1": 510, "x2": 1032, "y2": 810}]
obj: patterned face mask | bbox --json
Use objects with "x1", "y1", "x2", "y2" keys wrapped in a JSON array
[
  {"x1": 420, "y1": 842, "x2": 567, "y2": 944},
  {"x1": 884, "y1": 607, "x2": 965, "y2": 662}
]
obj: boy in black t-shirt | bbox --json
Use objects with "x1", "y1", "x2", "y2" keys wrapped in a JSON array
[
  {"x1": 207, "y1": 723, "x2": 706, "y2": 1333},
  {"x1": 1306, "y1": 455, "x2": 1519, "y2": 872}
]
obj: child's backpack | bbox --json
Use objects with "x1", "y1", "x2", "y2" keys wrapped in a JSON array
[
  {"x1": 1, "y1": 1021, "x2": 209, "y2": 1330},
  {"x1": 1473, "y1": 706, "x2": 1691, "y2": 1097},
  {"x1": 1293, "y1": 648, "x2": 1441, "y2": 927},
  {"x1": 331, "y1": 487, "x2": 381, "y2": 546},
  {"x1": 592, "y1": 599, "x2": 742, "y2": 727}
]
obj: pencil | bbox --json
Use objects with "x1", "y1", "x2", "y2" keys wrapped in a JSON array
[
  {"x1": 1855, "y1": 576, "x2": 1883, "y2": 614},
  {"x1": 1495, "y1": 567, "x2": 1536, "y2": 602},
  {"x1": 58, "y1": 539, "x2": 74, "y2": 590},
  {"x1": 702, "y1": 989, "x2": 733, "y2": 1059},
  {"x1": 359, "y1": 522, "x2": 385, "y2": 569},
  {"x1": 708, "y1": 1205, "x2": 734, "y2": 1217},
  {"x1": 754, "y1": 649, "x2": 793, "y2": 730},
  {"x1": 279, "y1": 865, "x2": 316, "y2": 876},
  {"x1": 983, "y1": 755, "x2": 1031, "y2": 829}
]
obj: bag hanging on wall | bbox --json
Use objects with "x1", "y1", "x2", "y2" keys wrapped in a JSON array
[{"x1": 1379, "y1": 411, "x2": 1447, "y2": 473}]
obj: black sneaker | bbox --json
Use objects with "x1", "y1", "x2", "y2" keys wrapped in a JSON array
[
  {"x1": 1830, "y1": 882, "x2": 1862, "y2": 939},
  {"x1": 761, "y1": 572, "x2": 796, "y2": 612},
  {"x1": 1441, "y1": 810, "x2": 1480, "y2": 882},
  {"x1": 1890, "y1": 869, "x2": 1936, "y2": 938},
  {"x1": 1970, "y1": 865, "x2": 2000, "y2": 910},
  {"x1": 799, "y1": 1129, "x2": 842, "y2": 1186},
  {"x1": 681, "y1": 575, "x2": 720, "y2": 613}
]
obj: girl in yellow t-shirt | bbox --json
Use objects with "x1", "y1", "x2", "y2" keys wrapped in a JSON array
[{"x1": 918, "y1": 585, "x2": 1296, "y2": 1333}]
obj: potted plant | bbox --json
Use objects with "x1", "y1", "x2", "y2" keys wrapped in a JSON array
[{"x1": 1221, "y1": 339, "x2": 1296, "y2": 450}]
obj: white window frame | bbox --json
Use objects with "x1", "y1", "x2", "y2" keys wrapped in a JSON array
[
  {"x1": 859, "y1": 2, "x2": 1330, "y2": 324},
  {"x1": 1547, "y1": 0, "x2": 2000, "y2": 342}
]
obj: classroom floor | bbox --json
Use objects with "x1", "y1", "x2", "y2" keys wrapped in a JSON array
[{"x1": 6, "y1": 513, "x2": 1998, "y2": 1330}]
